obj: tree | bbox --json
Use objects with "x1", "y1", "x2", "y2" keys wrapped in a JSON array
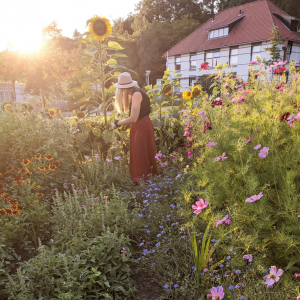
[{"x1": 264, "y1": 26, "x2": 283, "y2": 64}]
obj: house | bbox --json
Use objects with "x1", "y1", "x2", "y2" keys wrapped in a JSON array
[
  {"x1": 0, "y1": 82, "x2": 26, "y2": 103},
  {"x1": 160, "y1": 0, "x2": 300, "y2": 90}
]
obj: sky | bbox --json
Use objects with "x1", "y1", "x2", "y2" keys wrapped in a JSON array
[{"x1": 0, "y1": 0, "x2": 139, "y2": 52}]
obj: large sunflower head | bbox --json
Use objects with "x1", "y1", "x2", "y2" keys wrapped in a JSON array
[
  {"x1": 48, "y1": 108, "x2": 57, "y2": 117},
  {"x1": 4, "y1": 104, "x2": 12, "y2": 111},
  {"x1": 182, "y1": 90, "x2": 193, "y2": 100},
  {"x1": 162, "y1": 84, "x2": 172, "y2": 95},
  {"x1": 88, "y1": 16, "x2": 112, "y2": 42}
]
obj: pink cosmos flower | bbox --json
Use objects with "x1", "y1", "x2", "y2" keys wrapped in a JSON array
[
  {"x1": 297, "y1": 297, "x2": 300, "y2": 300},
  {"x1": 188, "y1": 150, "x2": 193, "y2": 157},
  {"x1": 95, "y1": 154, "x2": 99, "y2": 161},
  {"x1": 200, "y1": 62, "x2": 209, "y2": 70},
  {"x1": 250, "y1": 60, "x2": 257, "y2": 64},
  {"x1": 253, "y1": 144, "x2": 261, "y2": 150},
  {"x1": 121, "y1": 248, "x2": 126, "y2": 253},
  {"x1": 82, "y1": 205, "x2": 86, "y2": 208},
  {"x1": 245, "y1": 192, "x2": 263, "y2": 203},
  {"x1": 106, "y1": 158, "x2": 112, "y2": 163},
  {"x1": 263, "y1": 266, "x2": 283, "y2": 289},
  {"x1": 244, "y1": 137, "x2": 253, "y2": 144},
  {"x1": 210, "y1": 286, "x2": 224, "y2": 300},
  {"x1": 85, "y1": 155, "x2": 90, "y2": 160},
  {"x1": 212, "y1": 152, "x2": 228, "y2": 162},
  {"x1": 207, "y1": 295, "x2": 212, "y2": 299},
  {"x1": 178, "y1": 109, "x2": 186, "y2": 113},
  {"x1": 192, "y1": 199, "x2": 208, "y2": 214},
  {"x1": 155, "y1": 153, "x2": 162, "y2": 160},
  {"x1": 224, "y1": 219, "x2": 231, "y2": 225},
  {"x1": 206, "y1": 142, "x2": 218, "y2": 147},
  {"x1": 258, "y1": 147, "x2": 269, "y2": 159},
  {"x1": 243, "y1": 254, "x2": 253, "y2": 262},
  {"x1": 215, "y1": 215, "x2": 229, "y2": 227},
  {"x1": 160, "y1": 162, "x2": 168, "y2": 167},
  {"x1": 294, "y1": 112, "x2": 300, "y2": 120},
  {"x1": 62, "y1": 254, "x2": 65, "y2": 258},
  {"x1": 103, "y1": 196, "x2": 108, "y2": 200},
  {"x1": 288, "y1": 120, "x2": 295, "y2": 127}
]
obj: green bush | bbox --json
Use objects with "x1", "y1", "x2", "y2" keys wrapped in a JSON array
[{"x1": 6, "y1": 231, "x2": 136, "y2": 300}]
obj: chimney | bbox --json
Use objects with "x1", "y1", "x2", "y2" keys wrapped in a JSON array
[
  {"x1": 222, "y1": 4, "x2": 224, "y2": 11},
  {"x1": 239, "y1": 9, "x2": 242, "y2": 15}
]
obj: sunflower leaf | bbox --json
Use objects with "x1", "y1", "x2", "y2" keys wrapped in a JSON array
[
  {"x1": 106, "y1": 59, "x2": 118, "y2": 66},
  {"x1": 76, "y1": 97, "x2": 88, "y2": 104},
  {"x1": 110, "y1": 53, "x2": 127, "y2": 58},
  {"x1": 107, "y1": 41, "x2": 124, "y2": 50}
]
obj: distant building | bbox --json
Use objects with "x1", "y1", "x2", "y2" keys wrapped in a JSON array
[
  {"x1": 160, "y1": 0, "x2": 300, "y2": 90},
  {"x1": 0, "y1": 82, "x2": 26, "y2": 103}
]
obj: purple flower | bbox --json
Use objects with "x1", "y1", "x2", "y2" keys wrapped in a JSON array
[
  {"x1": 213, "y1": 152, "x2": 228, "y2": 162},
  {"x1": 244, "y1": 137, "x2": 253, "y2": 144},
  {"x1": 210, "y1": 286, "x2": 225, "y2": 300},
  {"x1": 253, "y1": 144, "x2": 261, "y2": 150},
  {"x1": 178, "y1": 109, "x2": 186, "y2": 113},
  {"x1": 206, "y1": 142, "x2": 218, "y2": 147},
  {"x1": 243, "y1": 254, "x2": 253, "y2": 262},
  {"x1": 192, "y1": 199, "x2": 208, "y2": 214},
  {"x1": 263, "y1": 266, "x2": 283, "y2": 289},
  {"x1": 114, "y1": 156, "x2": 121, "y2": 161},
  {"x1": 245, "y1": 192, "x2": 263, "y2": 203},
  {"x1": 62, "y1": 253, "x2": 65, "y2": 258},
  {"x1": 215, "y1": 215, "x2": 229, "y2": 227},
  {"x1": 121, "y1": 248, "x2": 126, "y2": 253},
  {"x1": 82, "y1": 205, "x2": 86, "y2": 208},
  {"x1": 258, "y1": 147, "x2": 269, "y2": 159}
]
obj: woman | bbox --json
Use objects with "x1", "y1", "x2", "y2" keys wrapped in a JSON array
[{"x1": 112, "y1": 72, "x2": 158, "y2": 181}]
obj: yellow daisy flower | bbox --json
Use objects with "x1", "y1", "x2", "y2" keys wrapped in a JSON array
[
  {"x1": 88, "y1": 16, "x2": 112, "y2": 41},
  {"x1": 182, "y1": 90, "x2": 192, "y2": 100}
]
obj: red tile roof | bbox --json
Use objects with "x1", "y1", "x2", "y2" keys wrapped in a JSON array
[{"x1": 165, "y1": 0, "x2": 300, "y2": 56}]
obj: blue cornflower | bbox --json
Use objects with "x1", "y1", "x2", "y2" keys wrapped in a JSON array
[
  {"x1": 143, "y1": 249, "x2": 148, "y2": 253},
  {"x1": 152, "y1": 249, "x2": 155, "y2": 253},
  {"x1": 142, "y1": 208, "x2": 146, "y2": 211},
  {"x1": 147, "y1": 230, "x2": 150, "y2": 234},
  {"x1": 191, "y1": 266, "x2": 196, "y2": 271},
  {"x1": 229, "y1": 285, "x2": 234, "y2": 290},
  {"x1": 138, "y1": 214, "x2": 143, "y2": 217},
  {"x1": 154, "y1": 200, "x2": 157, "y2": 203},
  {"x1": 166, "y1": 214, "x2": 170, "y2": 218},
  {"x1": 211, "y1": 239, "x2": 217, "y2": 243},
  {"x1": 263, "y1": 270, "x2": 268, "y2": 273},
  {"x1": 159, "y1": 226, "x2": 164, "y2": 229},
  {"x1": 219, "y1": 264, "x2": 224, "y2": 268},
  {"x1": 235, "y1": 270, "x2": 241, "y2": 274},
  {"x1": 139, "y1": 243, "x2": 144, "y2": 247},
  {"x1": 152, "y1": 263, "x2": 155, "y2": 266},
  {"x1": 209, "y1": 273, "x2": 213, "y2": 276},
  {"x1": 174, "y1": 284, "x2": 179, "y2": 288},
  {"x1": 227, "y1": 256, "x2": 231, "y2": 260},
  {"x1": 157, "y1": 234, "x2": 161, "y2": 237},
  {"x1": 235, "y1": 284, "x2": 240, "y2": 289},
  {"x1": 170, "y1": 204, "x2": 175, "y2": 209},
  {"x1": 161, "y1": 230, "x2": 165, "y2": 234},
  {"x1": 240, "y1": 296, "x2": 246, "y2": 299},
  {"x1": 144, "y1": 225, "x2": 148, "y2": 228},
  {"x1": 200, "y1": 272, "x2": 204, "y2": 276},
  {"x1": 156, "y1": 242, "x2": 160, "y2": 247},
  {"x1": 164, "y1": 284, "x2": 168, "y2": 289},
  {"x1": 167, "y1": 289, "x2": 171, "y2": 292},
  {"x1": 137, "y1": 258, "x2": 141, "y2": 261}
]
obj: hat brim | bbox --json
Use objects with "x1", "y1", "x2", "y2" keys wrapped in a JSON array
[{"x1": 114, "y1": 80, "x2": 137, "y2": 89}]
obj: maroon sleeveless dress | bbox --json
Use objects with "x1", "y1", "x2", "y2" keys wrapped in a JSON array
[{"x1": 129, "y1": 87, "x2": 158, "y2": 181}]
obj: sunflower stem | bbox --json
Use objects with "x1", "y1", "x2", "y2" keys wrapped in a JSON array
[{"x1": 99, "y1": 41, "x2": 107, "y2": 126}]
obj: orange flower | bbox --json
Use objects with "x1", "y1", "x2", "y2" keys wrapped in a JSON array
[
  {"x1": 49, "y1": 164, "x2": 56, "y2": 171},
  {"x1": 22, "y1": 158, "x2": 30, "y2": 166},
  {"x1": 45, "y1": 154, "x2": 53, "y2": 161},
  {"x1": 52, "y1": 160, "x2": 60, "y2": 167},
  {"x1": 13, "y1": 174, "x2": 23, "y2": 183},
  {"x1": 0, "y1": 182, "x2": 4, "y2": 190},
  {"x1": 33, "y1": 185, "x2": 41, "y2": 190},
  {"x1": 35, "y1": 193, "x2": 44, "y2": 198},
  {"x1": 6, "y1": 165, "x2": 14, "y2": 173},
  {"x1": 24, "y1": 167, "x2": 32, "y2": 174},
  {"x1": 34, "y1": 153, "x2": 42, "y2": 159},
  {"x1": 38, "y1": 166, "x2": 46, "y2": 172},
  {"x1": 0, "y1": 173, "x2": 3, "y2": 180}
]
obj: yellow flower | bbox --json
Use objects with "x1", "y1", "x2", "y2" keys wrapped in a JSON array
[
  {"x1": 86, "y1": 123, "x2": 92, "y2": 129},
  {"x1": 192, "y1": 85, "x2": 201, "y2": 91},
  {"x1": 48, "y1": 108, "x2": 57, "y2": 117},
  {"x1": 4, "y1": 104, "x2": 12, "y2": 111},
  {"x1": 182, "y1": 90, "x2": 192, "y2": 100},
  {"x1": 72, "y1": 110, "x2": 76, "y2": 115},
  {"x1": 72, "y1": 117, "x2": 77, "y2": 124},
  {"x1": 193, "y1": 108, "x2": 200, "y2": 115},
  {"x1": 88, "y1": 16, "x2": 112, "y2": 41}
]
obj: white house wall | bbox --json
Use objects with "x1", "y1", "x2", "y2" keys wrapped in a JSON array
[{"x1": 163, "y1": 41, "x2": 287, "y2": 92}]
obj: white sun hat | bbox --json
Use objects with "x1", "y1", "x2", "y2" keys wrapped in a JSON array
[{"x1": 114, "y1": 72, "x2": 137, "y2": 88}]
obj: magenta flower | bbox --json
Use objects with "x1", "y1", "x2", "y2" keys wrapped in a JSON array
[
  {"x1": 85, "y1": 155, "x2": 90, "y2": 160},
  {"x1": 288, "y1": 120, "x2": 295, "y2": 127},
  {"x1": 178, "y1": 109, "x2": 186, "y2": 113},
  {"x1": 82, "y1": 205, "x2": 86, "y2": 208},
  {"x1": 160, "y1": 162, "x2": 168, "y2": 167},
  {"x1": 253, "y1": 144, "x2": 261, "y2": 150},
  {"x1": 263, "y1": 266, "x2": 283, "y2": 289},
  {"x1": 245, "y1": 192, "x2": 263, "y2": 203},
  {"x1": 106, "y1": 158, "x2": 112, "y2": 163},
  {"x1": 188, "y1": 150, "x2": 193, "y2": 157},
  {"x1": 250, "y1": 60, "x2": 257, "y2": 64},
  {"x1": 294, "y1": 112, "x2": 300, "y2": 120},
  {"x1": 210, "y1": 286, "x2": 224, "y2": 300},
  {"x1": 215, "y1": 215, "x2": 229, "y2": 227},
  {"x1": 244, "y1": 137, "x2": 253, "y2": 144},
  {"x1": 258, "y1": 147, "x2": 269, "y2": 159},
  {"x1": 200, "y1": 62, "x2": 209, "y2": 70},
  {"x1": 103, "y1": 196, "x2": 108, "y2": 200},
  {"x1": 121, "y1": 248, "x2": 126, "y2": 253},
  {"x1": 206, "y1": 142, "x2": 218, "y2": 147},
  {"x1": 243, "y1": 254, "x2": 253, "y2": 262},
  {"x1": 213, "y1": 152, "x2": 228, "y2": 162},
  {"x1": 192, "y1": 199, "x2": 208, "y2": 214},
  {"x1": 224, "y1": 219, "x2": 230, "y2": 225},
  {"x1": 62, "y1": 253, "x2": 65, "y2": 258}
]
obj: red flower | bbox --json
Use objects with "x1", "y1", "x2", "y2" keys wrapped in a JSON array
[{"x1": 280, "y1": 112, "x2": 290, "y2": 121}]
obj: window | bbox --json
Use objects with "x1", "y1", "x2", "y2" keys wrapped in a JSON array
[
  {"x1": 189, "y1": 77, "x2": 196, "y2": 87},
  {"x1": 175, "y1": 56, "x2": 181, "y2": 70},
  {"x1": 190, "y1": 53, "x2": 197, "y2": 70},
  {"x1": 251, "y1": 44, "x2": 261, "y2": 61},
  {"x1": 230, "y1": 48, "x2": 239, "y2": 66},
  {"x1": 205, "y1": 51, "x2": 220, "y2": 68},
  {"x1": 208, "y1": 27, "x2": 229, "y2": 39}
]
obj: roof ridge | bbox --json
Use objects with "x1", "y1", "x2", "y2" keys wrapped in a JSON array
[
  {"x1": 164, "y1": 0, "x2": 262, "y2": 56},
  {"x1": 264, "y1": 0, "x2": 276, "y2": 29}
]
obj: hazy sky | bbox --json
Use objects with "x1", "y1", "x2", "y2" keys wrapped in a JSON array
[{"x1": 0, "y1": 0, "x2": 138, "y2": 52}]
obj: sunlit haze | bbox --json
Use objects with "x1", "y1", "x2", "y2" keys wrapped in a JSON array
[{"x1": 1, "y1": 0, "x2": 139, "y2": 52}]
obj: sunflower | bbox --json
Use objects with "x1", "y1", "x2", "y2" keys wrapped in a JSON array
[
  {"x1": 48, "y1": 108, "x2": 57, "y2": 117},
  {"x1": 56, "y1": 109, "x2": 61, "y2": 115},
  {"x1": 52, "y1": 160, "x2": 60, "y2": 167},
  {"x1": 35, "y1": 193, "x2": 44, "y2": 198},
  {"x1": 0, "y1": 182, "x2": 4, "y2": 190},
  {"x1": 72, "y1": 117, "x2": 77, "y2": 124},
  {"x1": 45, "y1": 154, "x2": 54, "y2": 161},
  {"x1": 33, "y1": 185, "x2": 41, "y2": 190},
  {"x1": 86, "y1": 123, "x2": 92, "y2": 129},
  {"x1": 34, "y1": 153, "x2": 42, "y2": 159},
  {"x1": 88, "y1": 16, "x2": 112, "y2": 41},
  {"x1": 77, "y1": 111, "x2": 85, "y2": 118},
  {"x1": 182, "y1": 90, "x2": 193, "y2": 100},
  {"x1": 162, "y1": 84, "x2": 172, "y2": 95},
  {"x1": 22, "y1": 158, "x2": 30, "y2": 166},
  {"x1": 49, "y1": 164, "x2": 56, "y2": 171},
  {"x1": 4, "y1": 104, "x2": 12, "y2": 111},
  {"x1": 192, "y1": 88, "x2": 201, "y2": 97}
]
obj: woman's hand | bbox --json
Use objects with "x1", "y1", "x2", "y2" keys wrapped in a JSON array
[{"x1": 111, "y1": 122, "x2": 117, "y2": 130}]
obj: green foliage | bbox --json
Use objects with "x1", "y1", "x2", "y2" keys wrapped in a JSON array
[
  {"x1": 6, "y1": 231, "x2": 136, "y2": 300},
  {"x1": 265, "y1": 26, "x2": 283, "y2": 65}
]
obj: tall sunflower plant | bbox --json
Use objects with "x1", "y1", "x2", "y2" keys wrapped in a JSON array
[{"x1": 67, "y1": 16, "x2": 136, "y2": 127}]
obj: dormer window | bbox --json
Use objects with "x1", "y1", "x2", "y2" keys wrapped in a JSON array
[
  {"x1": 209, "y1": 27, "x2": 229, "y2": 39},
  {"x1": 273, "y1": 13, "x2": 300, "y2": 32}
]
